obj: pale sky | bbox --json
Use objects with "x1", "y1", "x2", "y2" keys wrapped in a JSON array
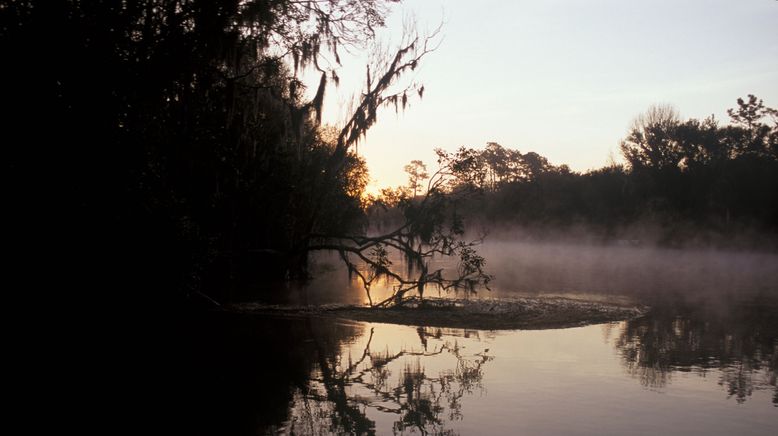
[{"x1": 316, "y1": 0, "x2": 778, "y2": 193}]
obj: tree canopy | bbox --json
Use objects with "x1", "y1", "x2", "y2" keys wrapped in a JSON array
[
  {"x1": 3, "y1": 0, "x2": 452, "y2": 306},
  {"x1": 389, "y1": 96, "x2": 778, "y2": 248}
]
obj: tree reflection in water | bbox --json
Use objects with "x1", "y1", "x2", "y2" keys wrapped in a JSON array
[
  {"x1": 281, "y1": 323, "x2": 493, "y2": 435},
  {"x1": 614, "y1": 297, "x2": 778, "y2": 406},
  {"x1": 184, "y1": 298, "x2": 776, "y2": 435}
]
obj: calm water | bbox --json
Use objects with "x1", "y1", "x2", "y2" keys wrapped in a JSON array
[{"x1": 185, "y1": 242, "x2": 777, "y2": 435}]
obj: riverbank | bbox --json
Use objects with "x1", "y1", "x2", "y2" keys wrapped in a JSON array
[{"x1": 228, "y1": 296, "x2": 647, "y2": 330}]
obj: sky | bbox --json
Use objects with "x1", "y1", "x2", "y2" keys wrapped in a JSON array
[{"x1": 315, "y1": 0, "x2": 778, "y2": 193}]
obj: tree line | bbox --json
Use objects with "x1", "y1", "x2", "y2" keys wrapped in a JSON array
[{"x1": 374, "y1": 96, "x2": 778, "y2": 249}]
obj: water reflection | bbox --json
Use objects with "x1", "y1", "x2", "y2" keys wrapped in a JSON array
[
  {"x1": 181, "y1": 313, "x2": 365, "y2": 435},
  {"x1": 183, "y1": 312, "x2": 493, "y2": 435},
  {"x1": 280, "y1": 325, "x2": 493, "y2": 435},
  {"x1": 183, "y1": 296, "x2": 777, "y2": 435},
  {"x1": 613, "y1": 298, "x2": 778, "y2": 405}
]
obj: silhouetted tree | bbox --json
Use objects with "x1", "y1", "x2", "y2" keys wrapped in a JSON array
[
  {"x1": 310, "y1": 151, "x2": 492, "y2": 307},
  {"x1": 3, "y1": 1, "x2": 477, "y2": 307},
  {"x1": 620, "y1": 104, "x2": 683, "y2": 171},
  {"x1": 404, "y1": 159, "x2": 429, "y2": 197}
]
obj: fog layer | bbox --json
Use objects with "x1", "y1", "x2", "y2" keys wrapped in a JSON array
[{"x1": 297, "y1": 232, "x2": 778, "y2": 307}]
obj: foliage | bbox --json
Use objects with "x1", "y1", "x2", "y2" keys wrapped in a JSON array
[
  {"x1": 404, "y1": 159, "x2": 429, "y2": 197},
  {"x1": 3, "y1": 0, "x2": 447, "y2": 305},
  {"x1": 620, "y1": 104, "x2": 683, "y2": 171},
  {"x1": 310, "y1": 152, "x2": 493, "y2": 307},
  {"x1": 378, "y1": 96, "x2": 778, "y2": 249}
]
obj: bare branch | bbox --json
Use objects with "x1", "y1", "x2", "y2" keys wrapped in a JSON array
[{"x1": 307, "y1": 154, "x2": 492, "y2": 308}]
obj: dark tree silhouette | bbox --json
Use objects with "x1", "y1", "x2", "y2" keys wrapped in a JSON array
[
  {"x1": 3, "y1": 1, "x2": 495, "y2": 310},
  {"x1": 620, "y1": 104, "x2": 683, "y2": 171},
  {"x1": 404, "y1": 159, "x2": 429, "y2": 197},
  {"x1": 400, "y1": 96, "x2": 778, "y2": 248},
  {"x1": 309, "y1": 151, "x2": 492, "y2": 307}
]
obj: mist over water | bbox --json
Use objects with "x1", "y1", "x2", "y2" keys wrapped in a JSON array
[
  {"x1": 295, "y1": 230, "x2": 778, "y2": 308},
  {"x1": 480, "y1": 237, "x2": 778, "y2": 304}
]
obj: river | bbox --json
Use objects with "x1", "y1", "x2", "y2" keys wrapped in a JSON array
[{"x1": 183, "y1": 241, "x2": 777, "y2": 435}]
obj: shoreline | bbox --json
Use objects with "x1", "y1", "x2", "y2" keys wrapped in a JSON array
[{"x1": 228, "y1": 296, "x2": 648, "y2": 330}]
